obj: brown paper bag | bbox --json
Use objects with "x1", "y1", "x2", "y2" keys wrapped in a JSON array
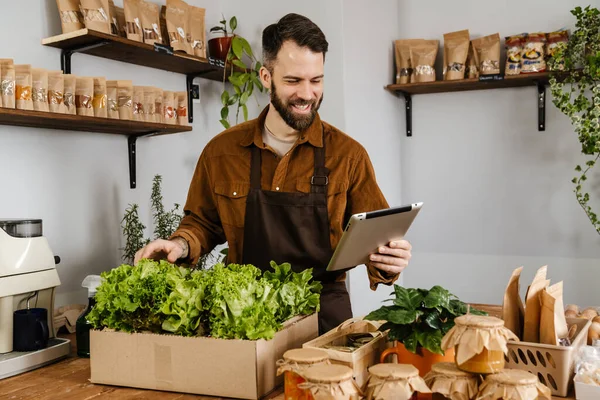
[
  {"x1": 124, "y1": 0, "x2": 143, "y2": 42},
  {"x1": 540, "y1": 282, "x2": 569, "y2": 346},
  {"x1": 48, "y1": 71, "x2": 65, "y2": 114},
  {"x1": 409, "y1": 40, "x2": 439, "y2": 83},
  {"x1": 132, "y1": 86, "x2": 144, "y2": 121},
  {"x1": 523, "y1": 265, "x2": 550, "y2": 343},
  {"x1": 93, "y1": 77, "x2": 107, "y2": 118},
  {"x1": 466, "y1": 41, "x2": 479, "y2": 79},
  {"x1": 394, "y1": 39, "x2": 423, "y2": 84},
  {"x1": 189, "y1": 6, "x2": 206, "y2": 58},
  {"x1": 1, "y1": 59, "x2": 16, "y2": 109},
  {"x1": 106, "y1": 80, "x2": 119, "y2": 119},
  {"x1": 163, "y1": 90, "x2": 176, "y2": 124},
  {"x1": 63, "y1": 74, "x2": 77, "y2": 115},
  {"x1": 472, "y1": 33, "x2": 501, "y2": 75},
  {"x1": 32, "y1": 69, "x2": 49, "y2": 112},
  {"x1": 154, "y1": 88, "x2": 163, "y2": 123},
  {"x1": 80, "y1": 0, "x2": 112, "y2": 34},
  {"x1": 143, "y1": 86, "x2": 155, "y2": 122},
  {"x1": 502, "y1": 266, "x2": 526, "y2": 339},
  {"x1": 115, "y1": 6, "x2": 127, "y2": 37},
  {"x1": 176, "y1": 91, "x2": 188, "y2": 125},
  {"x1": 15, "y1": 65, "x2": 33, "y2": 111},
  {"x1": 443, "y1": 30, "x2": 470, "y2": 81},
  {"x1": 141, "y1": 0, "x2": 163, "y2": 45},
  {"x1": 76, "y1": 77, "x2": 94, "y2": 117},
  {"x1": 166, "y1": 0, "x2": 191, "y2": 54},
  {"x1": 117, "y1": 80, "x2": 133, "y2": 120},
  {"x1": 56, "y1": 0, "x2": 85, "y2": 34}
]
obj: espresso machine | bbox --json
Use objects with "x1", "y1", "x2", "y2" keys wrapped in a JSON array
[{"x1": 0, "y1": 219, "x2": 70, "y2": 379}]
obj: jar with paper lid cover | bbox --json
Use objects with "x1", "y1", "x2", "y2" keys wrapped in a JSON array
[
  {"x1": 276, "y1": 348, "x2": 330, "y2": 400},
  {"x1": 441, "y1": 315, "x2": 519, "y2": 374},
  {"x1": 476, "y1": 369, "x2": 552, "y2": 400},
  {"x1": 424, "y1": 362, "x2": 479, "y2": 400},
  {"x1": 298, "y1": 363, "x2": 362, "y2": 400},
  {"x1": 364, "y1": 363, "x2": 431, "y2": 400}
]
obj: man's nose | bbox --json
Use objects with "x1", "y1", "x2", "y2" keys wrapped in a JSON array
[{"x1": 296, "y1": 81, "x2": 313, "y2": 100}]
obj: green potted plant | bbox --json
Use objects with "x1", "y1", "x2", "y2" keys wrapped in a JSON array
[
  {"x1": 549, "y1": 5, "x2": 600, "y2": 235},
  {"x1": 209, "y1": 15, "x2": 265, "y2": 129},
  {"x1": 365, "y1": 285, "x2": 486, "y2": 376}
]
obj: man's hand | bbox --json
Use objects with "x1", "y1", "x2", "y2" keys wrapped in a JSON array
[
  {"x1": 368, "y1": 240, "x2": 412, "y2": 275},
  {"x1": 133, "y1": 238, "x2": 188, "y2": 265}
]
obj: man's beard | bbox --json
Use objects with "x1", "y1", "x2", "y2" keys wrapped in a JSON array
[{"x1": 270, "y1": 82, "x2": 323, "y2": 131}]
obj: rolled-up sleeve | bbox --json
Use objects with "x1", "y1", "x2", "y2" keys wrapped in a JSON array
[
  {"x1": 170, "y1": 148, "x2": 226, "y2": 265},
  {"x1": 346, "y1": 148, "x2": 400, "y2": 290}
]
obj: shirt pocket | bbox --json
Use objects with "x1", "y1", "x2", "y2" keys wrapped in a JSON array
[{"x1": 214, "y1": 181, "x2": 251, "y2": 227}]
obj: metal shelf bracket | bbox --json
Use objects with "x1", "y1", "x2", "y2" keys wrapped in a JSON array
[
  {"x1": 60, "y1": 41, "x2": 110, "y2": 74},
  {"x1": 128, "y1": 132, "x2": 158, "y2": 189}
]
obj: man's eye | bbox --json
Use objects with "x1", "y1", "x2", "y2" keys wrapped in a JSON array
[{"x1": 285, "y1": 80, "x2": 299, "y2": 84}]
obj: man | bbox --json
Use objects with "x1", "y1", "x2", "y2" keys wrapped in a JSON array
[{"x1": 134, "y1": 13, "x2": 412, "y2": 334}]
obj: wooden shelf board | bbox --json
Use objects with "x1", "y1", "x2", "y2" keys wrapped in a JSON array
[
  {"x1": 386, "y1": 72, "x2": 551, "y2": 95},
  {"x1": 42, "y1": 28, "x2": 225, "y2": 80},
  {"x1": 0, "y1": 108, "x2": 192, "y2": 136}
]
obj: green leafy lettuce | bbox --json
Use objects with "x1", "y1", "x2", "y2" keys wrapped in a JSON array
[
  {"x1": 365, "y1": 285, "x2": 487, "y2": 355},
  {"x1": 87, "y1": 259, "x2": 321, "y2": 341}
]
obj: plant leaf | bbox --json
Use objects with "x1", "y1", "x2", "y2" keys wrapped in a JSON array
[
  {"x1": 232, "y1": 36, "x2": 243, "y2": 60},
  {"x1": 220, "y1": 119, "x2": 230, "y2": 129},
  {"x1": 240, "y1": 37, "x2": 253, "y2": 58},
  {"x1": 387, "y1": 325, "x2": 412, "y2": 342},
  {"x1": 365, "y1": 306, "x2": 394, "y2": 322},
  {"x1": 227, "y1": 94, "x2": 239, "y2": 106},
  {"x1": 416, "y1": 330, "x2": 444, "y2": 355},
  {"x1": 392, "y1": 285, "x2": 424, "y2": 310},
  {"x1": 240, "y1": 91, "x2": 250, "y2": 106},
  {"x1": 220, "y1": 107, "x2": 229, "y2": 119},
  {"x1": 403, "y1": 332, "x2": 418, "y2": 354},
  {"x1": 210, "y1": 27, "x2": 225, "y2": 33},
  {"x1": 232, "y1": 59, "x2": 247, "y2": 70},
  {"x1": 220, "y1": 91, "x2": 229, "y2": 106},
  {"x1": 242, "y1": 104, "x2": 248, "y2": 121},
  {"x1": 229, "y1": 16, "x2": 237, "y2": 32},
  {"x1": 387, "y1": 308, "x2": 420, "y2": 325},
  {"x1": 255, "y1": 61, "x2": 262, "y2": 71},
  {"x1": 423, "y1": 285, "x2": 451, "y2": 310},
  {"x1": 423, "y1": 310, "x2": 441, "y2": 330}
]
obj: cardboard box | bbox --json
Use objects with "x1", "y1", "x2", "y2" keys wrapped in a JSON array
[
  {"x1": 575, "y1": 380, "x2": 600, "y2": 400},
  {"x1": 90, "y1": 313, "x2": 318, "y2": 399},
  {"x1": 302, "y1": 317, "x2": 390, "y2": 387}
]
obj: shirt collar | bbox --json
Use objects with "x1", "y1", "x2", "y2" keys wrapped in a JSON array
[{"x1": 241, "y1": 105, "x2": 323, "y2": 148}]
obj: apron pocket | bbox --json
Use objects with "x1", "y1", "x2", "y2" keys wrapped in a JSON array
[{"x1": 214, "y1": 181, "x2": 250, "y2": 227}]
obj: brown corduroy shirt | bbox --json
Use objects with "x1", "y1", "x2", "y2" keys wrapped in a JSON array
[{"x1": 171, "y1": 106, "x2": 399, "y2": 290}]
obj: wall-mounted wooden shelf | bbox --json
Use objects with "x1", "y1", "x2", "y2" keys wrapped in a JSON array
[
  {"x1": 0, "y1": 107, "x2": 191, "y2": 188},
  {"x1": 385, "y1": 72, "x2": 552, "y2": 136},
  {"x1": 42, "y1": 28, "x2": 227, "y2": 124}
]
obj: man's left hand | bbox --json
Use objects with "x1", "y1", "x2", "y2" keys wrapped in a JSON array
[{"x1": 369, "y1": 240, "x2": 412, "y2": 275}]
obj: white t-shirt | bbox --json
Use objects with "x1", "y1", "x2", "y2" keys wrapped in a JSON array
[{"x1": 262, "y1": 124, "x2": 297, "y2": 158}]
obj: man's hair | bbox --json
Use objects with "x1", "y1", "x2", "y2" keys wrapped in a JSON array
[{"x1": 262, "y1": 13, "x2": 328, "y2": 70}]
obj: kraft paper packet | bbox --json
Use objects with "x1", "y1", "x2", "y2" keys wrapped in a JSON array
[
  {"x1": 394, "y1": 39, "x2": 423, "y2": 84},
  {"x1": 56, "y1": 0, "x2": 85, "y2": 34},
  {"x1": 124, "y1": 0, "x2": 143, "y2": 42},
  {"x1": 63, "y1": 74, "x2": 77, "y2": 115},
  {"x1": 132, "y1": 85, "x2": 144, "y2": 121},
  {"x1": 154, "y1": 88, "x2": 163, "y2": 123},
  {"x1": 76, "y1": 77, "x2": 94, "y2": 117},
  {"x1": 166, "y1": 0, "x2": 192, "y2": 54},
  {"x1": 48, "y1": 71, "x2": 65, "y2": 114},
  {"x1": 443, "y1": 29, "x2": 470, "y2": 80},
  {"x1": 32, "y1": 68, "x2": 49, "y2": 112},
  {"x1": 0, "y1": 59, "x2": 16, "y2": 108},
  {"x1": 189, "y1": 6, "x2": 206, "y2": 58},
  {"x1": 472, "y1": 33, "x2": 501, "y2": 75},
  {"x1": 15, "y1": 65, "x2": 33, "y2": 111},
  {"x1": 503, "y1": 266, "x2": 526, "y2": 339},
  {"x1": 143, "y1": 86, "x2": 155, "y2": 122},
  {"x1": 466, "y1": 41, "x2": 479, "y2": 79},
  {"x1": 117, "y1": 80, "x2": 133, "y2": 120},
  {"x1": 140, "y1": 0, "x2": 162, "y2": 45},
  {"x1": 523, "y1": 265, "x2": 550, "y2": 343},
  {"x1": 163, "y1": 90, "x2": 176, "y2": 124},
  {"x1": 410, "y1": 40, "x2": 439, "y2": 83},
  {"x1": 540, "y1": 282, "x2": 569, "y2": 346},
  {"x1": 93, "y1": 77, "x2": 107, "y2": 118},
  {"x1": 106, "y1": 80, "x2": 119, "y2": 119},
  {"x1": 176, "y1": 91, "x2": 188, "y2": 125},
  {"x1": 80, "y1": 0, "x2": 112, "y2": 34}
]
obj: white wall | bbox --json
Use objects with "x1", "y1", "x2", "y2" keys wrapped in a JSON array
[{"x1": 396, "y1": 0, "x2": 600, "y2": 307}]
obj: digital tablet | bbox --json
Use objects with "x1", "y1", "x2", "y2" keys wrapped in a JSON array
[{"x1": 326, "y1": 202, "x2": 423, "y2": 272}]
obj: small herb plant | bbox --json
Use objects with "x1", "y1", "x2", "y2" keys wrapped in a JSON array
[
  {"x1": 121, "y1": 175, "x2": 226, "y2": 268},
  {"x1": 549, "y1": 6, "x2": 600, "y2": 234},
  {"x1": 365, "y1": 285, "x2": 486, "y2": 355},
  {"x1": 211, "y1": 15, "x2": 265, "y2": 129}
]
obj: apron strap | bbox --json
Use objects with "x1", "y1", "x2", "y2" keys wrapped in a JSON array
[
  {"x1": 311, "y1": 125, "x2": 329, "y2": 194},
  {"x1": 250, "y1": 145, "x2": 261, "y2": 190}
]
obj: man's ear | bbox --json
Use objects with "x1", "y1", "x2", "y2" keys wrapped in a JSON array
[{"x1": 259, "y1": 66, "x2": 271, "y2": 92}]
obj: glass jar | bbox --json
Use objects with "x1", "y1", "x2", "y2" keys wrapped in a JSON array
[
  {"x1": 364, "y1": 363, "x2": 430, "y2": 400},
  {"x1": 424, "y1": 361, "x2": 479, "y2": 400},
  {"x1": 441, "y1": 315, "x2": 519, "y2": 374},
  {"x1": 477, "y1": 369, "x2": 552, "y2": 400},
  {"x1": 276, "y1": 348, "x2": 330, "y2": 400},
  {"x1": 299, "y1": 364, "x2": 361, "y2": 400}
]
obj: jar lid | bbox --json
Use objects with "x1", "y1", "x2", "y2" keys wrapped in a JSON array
[
  {"x1": 454, "y1": 314, "x2": 504, "y2": 328},
  {"x1": 283, "y1": 348, "x2": 329, "y2": 364},
  {"x1": 303, "y1": 364, "x2": 353, "y2": 383},
  {"x1": 369, "y1": 363, "x2": 419, "y2": 379},
  {"x1": 488, "y1": 369, "x2": 537, "y2": 386},
  {"x1": 431, "y1": 362, "x2": 475, "y2": 378}
]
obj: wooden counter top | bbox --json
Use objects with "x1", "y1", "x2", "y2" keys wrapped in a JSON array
[{"x1": 0, "y1": 333, "x2": 574, "y2": 399}]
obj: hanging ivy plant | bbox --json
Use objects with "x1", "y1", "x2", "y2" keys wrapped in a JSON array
[{"x1": 549, "y1": 6, "x2": 600, "y2": 234}]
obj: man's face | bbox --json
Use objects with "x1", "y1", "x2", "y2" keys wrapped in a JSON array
[{"x1": 261, "y1": 41, "x2": 324, "y2": 131}]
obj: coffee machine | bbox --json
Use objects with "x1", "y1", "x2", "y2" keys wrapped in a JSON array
[{"x1": 0, "y1": 219, "x2": 70, "y2": 379}]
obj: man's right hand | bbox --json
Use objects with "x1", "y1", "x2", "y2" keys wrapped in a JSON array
[{"x1": 134, "y1": 238, "x2": 188, "y2": 265}]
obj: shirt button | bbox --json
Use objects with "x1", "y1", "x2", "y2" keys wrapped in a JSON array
[
  {"x1": 233, "y1": 192, "x2": 237, "y2": 196},
  {"x1": 276, "y1": 187, "x2": 280, "y2": 191}
]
